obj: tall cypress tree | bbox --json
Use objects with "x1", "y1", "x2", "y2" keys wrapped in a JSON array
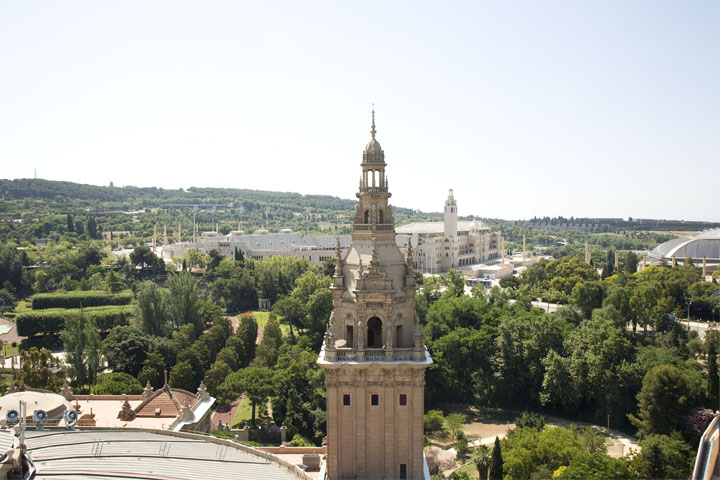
[
  {"x1": 604, "y1": 249, "x2": 615, "y2": 278},
  {"x1": 87, "y1": 216, "x2": 97, "y2": 239},
  {"x1": 490, "y1": 436, "x2": 503, "y2": 480},
  {"x1": 66, "y1": 214, "x2": 74, "y2": 233},
  {"x1": 709, "y1": 344, "x2": 719, "y2": 409}
]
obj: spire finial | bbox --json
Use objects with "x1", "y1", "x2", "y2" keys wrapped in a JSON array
[{"x1": 371, "y1": 104, "x2": 376, "y2": 139}]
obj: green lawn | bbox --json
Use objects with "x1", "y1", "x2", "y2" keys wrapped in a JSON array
[
  {"x1": 251, "y1": 311, "x2": 271, "y2": 327},
  {"x1": 456, "y1": 463, "x2": 480, "y2": 478},
  {"x1": 231, "y1": 396, "x2": 253, "y2": 427},
  {"x1": 14, "y1": 300, "x2": 32, "y2": 314},
  {"x1": 2, "y1": 342, "x2": 18, "y2": 357},
  {"x1": 248, "y1": 311, "x2": 291, "y2": 337}
]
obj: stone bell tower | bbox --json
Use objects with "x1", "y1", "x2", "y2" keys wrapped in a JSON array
[{"x1": 318, "y1": 110, "x2": 432, "y2": 480}]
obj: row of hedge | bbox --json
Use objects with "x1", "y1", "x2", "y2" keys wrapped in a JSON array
[
  {"x1": 16, "y1": 305, "x2": 134, "y2": 336},
  {"x1": 31, "y1": 290, "x2": 133, "y2": 310}
]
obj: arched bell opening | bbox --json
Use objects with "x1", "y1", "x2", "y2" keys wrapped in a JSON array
[{"x1": 367, "y1": 317, "x2": 383, "y2": 348}]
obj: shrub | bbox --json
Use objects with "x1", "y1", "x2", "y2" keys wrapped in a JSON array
[
  {"x1": 17, "y1": 305, "x2": 133, "y2": 336},
  {"x1": 424, "y1": 409, "x2": 446, "y2": 434},
  {"x1": 290, "y1": 434, "x2": 313, "y2": 447},
  {"x1": 513, "y1": 411, "x2": 545, "y2": 431},
  {"x1": 31, "y1": 290, "x2": 133, "y2": 310},
  {"x1": 92, "y1": 372, "x2": 143, "y2": 395}
]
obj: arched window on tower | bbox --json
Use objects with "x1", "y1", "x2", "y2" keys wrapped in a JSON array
[
  {"x1": 364, "y1": 210, "x2": 370, "y2": 224},
  {"x1": 367, "y1": 317, "x2": 383, "y2": 348},
  {"x1": 378, "y1": 210, "x2": 384, "y2": 224}
]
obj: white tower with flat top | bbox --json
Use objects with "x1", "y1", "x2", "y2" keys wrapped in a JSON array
[{"x1": 444, "y1": 189, "x2": 458, "y2": 238}]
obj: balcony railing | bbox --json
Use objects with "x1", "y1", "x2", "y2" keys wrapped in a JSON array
[
  {"x1": 353, "y1": 224, "x2": 394, "y2": 232},
  {"x1": 332, "y1": 347, "x2": 418, "y2": 362}
]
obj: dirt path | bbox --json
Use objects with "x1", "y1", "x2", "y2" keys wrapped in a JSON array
[
  {"x1": 212, "y1": 314, "x2": 266, "y2": 430},
  {"x1": 224, "y1": 314, "x2": 264, "y2": 344},
  {"x1": 211, "y1": 393, "x2": 244, "y2": 429},
  {"x1": 225, "y1": 315, "x2": 240, "y2": 332}
]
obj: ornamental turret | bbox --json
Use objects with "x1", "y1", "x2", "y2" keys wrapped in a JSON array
[{"x1": 318, "y1": 111, "x2": 431, "y2": 480}]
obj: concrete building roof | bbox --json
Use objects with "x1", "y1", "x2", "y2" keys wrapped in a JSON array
[
  {"x1": 0, "y1": 392, "x2": 73, "y2": 419},
  {"x1": 396, "y1": 220, "x2": 489, "y2": 235},
  {"x1": 23, "y1": 429, "x2": 306, "y2": 480}
]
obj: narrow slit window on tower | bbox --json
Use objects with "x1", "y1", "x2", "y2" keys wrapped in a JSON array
[
  {"x1": 364, "y1": 210, "x2": 369, "y2": 224},
  {"x1": 400, "y1": 464, "x2": 407, "y2": 479},
  {"x1": 343, "y1": 394, "x2": 350, "y2": 406},
  {"x1": 371, "y1": 394, "x2": 379, "y2": 406},
  {"x1": 346, "y1": 325, "x2": 354, "y2": 347},
  {"x1": 399, "y1": 394, "x2": 407, "y2": 406}
]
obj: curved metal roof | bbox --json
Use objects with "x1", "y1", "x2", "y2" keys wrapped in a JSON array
[
  {"x1": 24, "y1": 429, "x2": 305, "y2": 480},
  {"x1": 650, "y1": 228, "x2": 720, "y2": 260}
]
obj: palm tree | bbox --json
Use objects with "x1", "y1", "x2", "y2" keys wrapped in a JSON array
[{"x1": 471, "y1": 445, "x2": 492, "y2": 480}]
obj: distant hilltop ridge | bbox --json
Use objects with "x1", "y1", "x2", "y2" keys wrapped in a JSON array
[
  {"x1": 493, "y1": 217, "x2": 720, "y2": 233},
  {"x1": 1, "y1": 178, "x2": 717, "y2": 230},
  {"x1": 0, "y1": 178, "x2": 359, "y2": 211}
]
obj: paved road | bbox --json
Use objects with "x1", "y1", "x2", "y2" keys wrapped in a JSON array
[
  {"x1": 531, "y1": 300, "x2": 560, "y2": 313},
  {"x1": 684, "y1": 319, "x2": 713, "y2": 339},
  {"x1": 631, "y1": 319, "x2": 715, "y2": 340},
  {"x1": 507, "y1": 299, "x2": 561, "y2": 313}
]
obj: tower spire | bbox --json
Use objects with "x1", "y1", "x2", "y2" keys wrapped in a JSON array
[{"x1": 371, "y1": 104, "x2": 376, "y2": 139}]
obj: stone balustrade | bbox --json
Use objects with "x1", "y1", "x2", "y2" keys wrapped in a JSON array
[{"x1": 328, "y1": 348, "x2": 420, "y2": 362}]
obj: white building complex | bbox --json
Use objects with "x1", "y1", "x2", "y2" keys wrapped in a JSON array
[
  {"x1": 161, "y1": 191, "x2": 500, "y2": 274},
  {"x1": 162, "y1": 229, "x2": 352, "y2": 266},
  {"x1": 396, "y1": 190, "x2": 501, "y2": 273}
]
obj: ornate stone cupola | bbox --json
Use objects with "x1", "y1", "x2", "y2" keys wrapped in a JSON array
[
  {"x1": 319, "y1": 111, "x2": 432, "y2": 480},
  {"x1": 354, "y1": 109, "x2": 395, "y2": 241}
]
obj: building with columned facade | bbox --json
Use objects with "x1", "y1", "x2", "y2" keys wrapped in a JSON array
[
  {"x1": 317, "y1": 112, "x2": 432, "y2": 480},
  {"x1": 396, "y1": 190, "x2": 500, "y2": 274}
]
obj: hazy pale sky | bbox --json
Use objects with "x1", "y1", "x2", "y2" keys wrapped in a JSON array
[{"x1": 1, "y1": 1, "x2": 718, "y2": 221}]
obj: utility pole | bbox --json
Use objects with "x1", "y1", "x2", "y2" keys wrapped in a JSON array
[{"x1": 305, "y1": 208, "x2": 311, "y2": 237}]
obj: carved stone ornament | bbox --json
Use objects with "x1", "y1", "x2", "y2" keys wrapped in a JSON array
[
  {"x1": 413, "y1": 370, "x2": 426, "y2": 386},
  {"x1": 118, "y1": 396, "x2": 136, "y2": 421},
  {"x1": 383, "y1": 370, "x2": 395, "y2": 387},
  {"x1": 325, "y1": 371, "x2": 338, "y2": 387}
]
